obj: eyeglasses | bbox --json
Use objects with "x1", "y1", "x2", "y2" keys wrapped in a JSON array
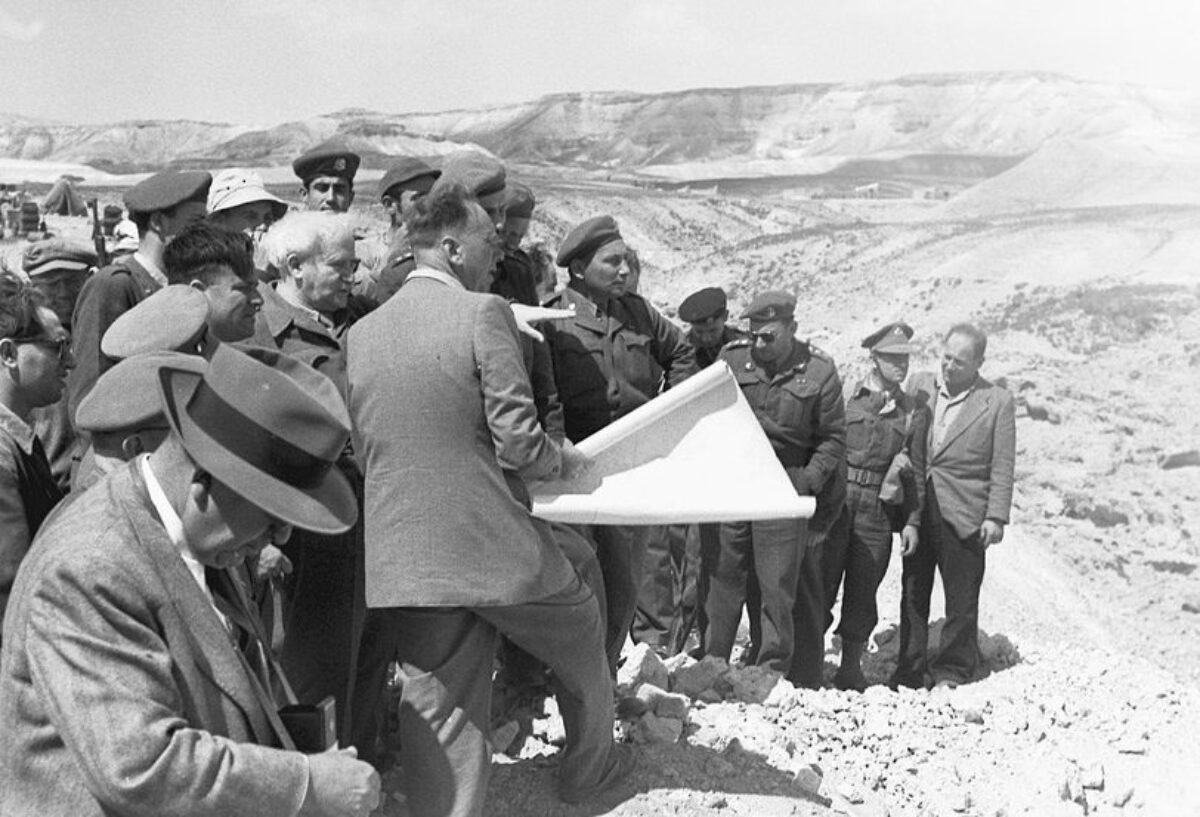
[
  {"x1": 10, "y1": 335, "x2": 71, "y2": 360},
  {"x1": 750, "y1": 330, "x2": 778, "y2": 344}
]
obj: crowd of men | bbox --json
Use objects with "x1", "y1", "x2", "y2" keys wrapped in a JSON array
[{"x1": 0, "y1": 140, "x2": 1016, "y2": 817}]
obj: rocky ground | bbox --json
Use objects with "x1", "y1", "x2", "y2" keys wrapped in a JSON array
[{"x1": 16, "y1": 178, "x2": 1200, "y2": 817}]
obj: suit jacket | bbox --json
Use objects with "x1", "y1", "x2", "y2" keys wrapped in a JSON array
[
  {"x1": 66, "y1": 255, "x2": 160, "y2": 422},
  {"x1": 0, "y1": 462, "x2": 309, "y2": 817},
  {"x1": 908, "y1": 371, "x2": 1016, "y2": 540},
  {"x1": 346, "y1": 269, "x2": 575, "y2": 608}
]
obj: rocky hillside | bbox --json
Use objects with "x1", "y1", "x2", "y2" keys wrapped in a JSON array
[{"x1": 3, "y1": 72, "x2": 1198, "y2": 178}]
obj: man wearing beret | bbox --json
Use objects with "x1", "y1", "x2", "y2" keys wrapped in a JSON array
[
  {"x1": 346, "y1": 184, "x2": 628, "y2": 813},
  {"x1": 894, "y1": 323, "x2": 1015, "y2": 690},
  {"x1": 823, "y1": 322, "x2": 929, "y2": 691},
  {"x1": 633, "y1": 286, "x2": 749, "y2": 655},
  {"x1": 67, "y1": 170, "x2": 211, "y2": 423},
  {"x1": 433, "y1": 151, "x2": 508, "y2": 233},
  {"x1": 293, "y1": 141, "x2": 360, "y2": 214},
  {"x1": 0, "y1": 344, "x2": 380, "y2": 817},
  {"x1": 353, "y1": 156, "x2": 440, "y2": 305},
  {"x1": 543, "y1": 215, "x2": 696, "y2": 672},
  {"x1": 23, "y1": 238, "x2": 98, "y2": 490},
  {"x1": 702, "y1": 290, "x2": 846, "y2": 687}
]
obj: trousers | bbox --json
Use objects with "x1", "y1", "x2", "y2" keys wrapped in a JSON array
[
  {"x1": 822, "y1": 484, "x2": 894, "y2": 643},
  {"x1": 632, "y1": 523, "x2": 700, "y2": 655}
]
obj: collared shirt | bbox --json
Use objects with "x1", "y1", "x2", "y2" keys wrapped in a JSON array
[
  {"x1": 932, "y1": 377, "x2": 975, "y2": 450},
  {"x1": 407, "y1": 267, "x2": 464, "y2": 290},
  {"x1": 138, "y1": 455, "x2": 227, "y2": 629},
  {"x1": 132, "y1": 250, "x2": 167, "y2": 289}
]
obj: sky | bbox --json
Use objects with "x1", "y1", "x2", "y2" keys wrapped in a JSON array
[{"x1": 2, "y1": 0, "x2": 1198, "y2": 125}]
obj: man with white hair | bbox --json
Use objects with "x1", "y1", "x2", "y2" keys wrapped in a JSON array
[{"x1": 249, "y1": 210, "x2": 371, "y2": 745}]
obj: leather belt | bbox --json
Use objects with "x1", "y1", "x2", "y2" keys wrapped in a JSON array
[{"x1": 846, "y1": 466, "x2": 886, "y2": 487}]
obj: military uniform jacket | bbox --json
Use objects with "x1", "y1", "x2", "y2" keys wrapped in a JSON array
[
  {"x1": 492, "y1": 248, "x2": 540, "y2": 307},
  {"x1": 0, "y1": 462, "x2": 309, "y2": 817},
  {"x1": 845, "y1": 381, "x2": 930, "y2": 529},
  {"x1": 66, "y1": 254, "x2": 160, "y2": 421},
  {"x1": 544, "y1": 283, "x2": 697, "y2": 442},
  {"x1": 345, "y1": 269, "x2": 576, "y2": 608},
  {"x1": 721, "y1": 339, "x2": 847, "y2": 531}
]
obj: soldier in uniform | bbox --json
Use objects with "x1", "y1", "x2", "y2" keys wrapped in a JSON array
[
  {"x1": 293, "y1": 141, "x2": 360, "y2": 213},
  {"x1": 824, "y1": 322, "x2": 929, "y2": 691},
  {"x1": 702, "y1": 291, "x2": 846, "y2": 684},
  {"x1": 435, "y1": 151, "x2": 509, "y2": 233},
  {"x1": 543, "y1": 215, "x2": 696, "y2": 672},
  {"x1": 67, "y1": 171, "x2": 211, "y2": 421},
  {"x1": 634, "y1": 286, "x2": 746, "y2": 654},
  {"x1": 353, "y1": 157, "x2": 441, "y2": 305},
  {"x1": 492, "y1": 181, "x2": 540, "y2": 307}
]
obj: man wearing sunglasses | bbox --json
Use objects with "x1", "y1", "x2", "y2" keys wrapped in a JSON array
[
  {"x1": 701, "y1": 290, "x2": 847, "y2": 689},
  {"x1": 0, "y1": 271, "x2": 72, "y2": 638}
]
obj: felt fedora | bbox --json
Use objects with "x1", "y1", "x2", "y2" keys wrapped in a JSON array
[{"x1": 157, "y1": 343, "x2": 357, "y2": 534}]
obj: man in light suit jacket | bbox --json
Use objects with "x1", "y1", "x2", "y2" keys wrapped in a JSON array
[
  {"x1": 894, "y1": 323, "x2": 1016, "y2": 689},
  {"x1": 345, "y1": 184, "x2": 628, "y2": 817},
  {"x1": 0, "y1": 345, "x2": 379, "y2": 817}
]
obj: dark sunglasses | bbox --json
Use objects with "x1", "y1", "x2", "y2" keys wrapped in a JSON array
[
  {"x1": 750, "y1": 330, "x2": 778, "y2": 344},
  {"x1": 10, "y1": 335, "x2": 71, "y2": 360}
]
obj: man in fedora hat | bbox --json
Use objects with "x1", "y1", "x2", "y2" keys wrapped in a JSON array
[{"x1": 0, "y1": 344, "x2": 380, "y2": 817}]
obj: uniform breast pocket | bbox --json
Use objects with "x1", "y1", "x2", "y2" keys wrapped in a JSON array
[
  {"x1": 778, "y1": 379, "x2": 819, "y2": 427},
  {"x1": 844, "y1": 411, "x2": 871, "y2": 453},
  {"x1": 617, "y1": 333, "x2": 659, "y2": 393}
]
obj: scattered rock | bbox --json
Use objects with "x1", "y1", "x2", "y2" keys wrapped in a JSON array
[
  {"x1": 672, "y1": 655, "x2": 729, "y2": 697},
  {"x1": 637, "y1": 683, "x2": 691, "y2": 720},
  {"x1": 1081, "y1": 762, "x2": 1105, "y2": 790},
  {"x1": 635, "y1": 711, "x2": 684, "y2": 744},
  {"x1": 617, "y1": 642, "x2": 669, "y2": 694},
  {"x1": 729, "y1": 665, "x2": 782, "y2": 703},
  {"x1": 1159, "y1": 449, "x2": 1200, "y2": 470},
  {"x1": 1062, "y1": 494, "x2": 1130, "y2": 528},
  {"x1": 1182, "y1": 596, "x2": 1200, "y2": 615}
]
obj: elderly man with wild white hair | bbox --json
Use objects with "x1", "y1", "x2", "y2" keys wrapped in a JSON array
[{"x1": 248, "y1": 209, "x2": 374, "y2": 749}]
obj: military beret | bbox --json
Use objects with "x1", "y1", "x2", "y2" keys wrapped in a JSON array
[
  {"x1": 555, "y1": 215, "x2": 622, "y2": 268},
  {"x1": 76, "y1": 351, "x2": 206, "y2": 434},
  {"x1": 678, "y1": 286, "x2": 728, "y2": 323},
  {"x1": 504, "y1": 182, "x2": 535, "y2": 219},
  {"x1": 433, "y1": 151, "x2": 506, "y2": 203},
  {"x1": 862, "y1": 321, "x2": 916, "y2": 354},
  {"x1": 378, "y1": 157, "x2": 441, "y2": 200},
  {"x1": 22, "y1": 238, "x2": 97, "y2": 277},
  {"x1": 740, "y1": 290, "x2": 796, "y2": 323},
  {"x1": 124, "y1": 170, "x2": 212, "y2": 216},
  {"x1": 101, "y1": 285, "x2": 210, "y2": 359},
  {"x1": 292, "y1": 141, "x2": 361, "y2": 183}
]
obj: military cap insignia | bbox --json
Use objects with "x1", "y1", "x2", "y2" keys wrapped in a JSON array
[{"x1": 334, "y1": 158, "x2": 347, "y2": 172}]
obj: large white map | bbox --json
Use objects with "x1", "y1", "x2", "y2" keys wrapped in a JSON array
[{"x1": 530, "y1": 362, "x2": 815, "y2": 525}]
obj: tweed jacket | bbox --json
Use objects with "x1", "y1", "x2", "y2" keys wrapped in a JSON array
[
  {"x1": 345, "y1": 270, "x2": 576, "y2": 608},
  {"x1": 908, "y1": 371, "x2": 1016, "y2": 540},
  {"x1": 66, "y1": 255, "x2": 160, "y2": 420},
  {"x1": 0, "y1": 462, "x2": 309, "y2": 817}
]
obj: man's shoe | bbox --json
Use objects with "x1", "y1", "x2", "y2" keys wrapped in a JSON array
[
  {"x1": 558, "y1": 743, "x2": 635, "y2": 804},
  {"x1": 833, "y1": 667, "x2": 868, "y2": 693}
]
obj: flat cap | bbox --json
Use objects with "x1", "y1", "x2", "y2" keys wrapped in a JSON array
[
  {"x1": 555, "y1": 215, "x2": 622, "y2": 268},
  {"x1": 22, "y1": 238, "x2": 97, "y2": 277},
  {"x1": 862, "y1": 321, "x2": 916, "y2": 354},
  {"x1": 208, "y1": 168, "x2": 287, "y2": 219},
  {"x1": 76, "y1": 351, "x2": 206, "y2": 433},
  {"x1": 678, "y1": 286, "x2": 727, "y2": 323},
  {"x1": 434, "y1": 151, "x2": 506, "y2": 201},
  {"x1": 378, "y1": 157, "x2": 441, "y2": 200},
  {"x1": 740, "y1": 290, "x2": 796, "y2": 323},
  {"x1": 292, "y1": 141, "x2": 361, "y2": 183},
  {"x1": 101, "y1": 285, "x2": 210, "y2": 359},
  {"x1": 504, "y1": 182, "x2": 535, "y2": 219},
  {"x1": 124, "y1": 170, "x2": 212, "y2": 216}
]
